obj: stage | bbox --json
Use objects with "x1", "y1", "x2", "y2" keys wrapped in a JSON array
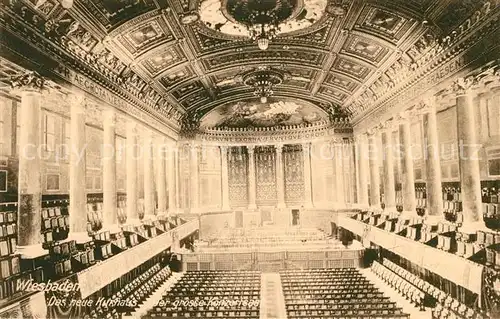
[{"x1": 180, "y1": 226, "x2": 364, "y2": 272}]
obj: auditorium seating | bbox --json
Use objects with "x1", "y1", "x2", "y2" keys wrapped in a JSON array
[
  {"x1": 0, "y1": 202, "x2": 25, "y2": 302},
  {"x1": 352, "y1": 208, "x2": 500, "y2": 266},
  {"x1": 442, "y1": 187, "x2": 463, "y2": 224},
  {"x1": 144, "y1": 270, "x2": 261, "y2": 318},
  {"x1": 415, "y1": 186, "x2": 427, "y2": 216},
  {"x1": 482, "y1": 187, "x2": 500, "y2": 231},
  {"x1": 372, "y1": 260, "x2": 431, "y2": 309},
  {"x1": 280, "y1": 268, "x2": 409, "y2": 318},
  {"x1": 112, "y1": 263, "x2": 172, "y2": 314}
]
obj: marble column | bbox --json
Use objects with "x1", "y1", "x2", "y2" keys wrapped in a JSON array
[
  {"x1": 419, "y1": 97, "x2": 443, "y2": 218},
  {"x1": 143, "y1": 130, "x2": 154, "y2": 217},
  {"x1": 381, "y1": 122, "x2": 397, "y2": 211},
  {"x1": 275, "y1": 144, "x2": 286, "y2": 208},
  {"x1": 356, "y1": 134, "x2": 370, "y2": 207},
  {"x1": 247, "y1": 145, "x2": 257, "y2": 209},
  {"x1": 155, "y1": 137, "x2": 167, "y2": 214},
  {"x1": 220, "y1": 146, "x2": 231, "y2": 211},
  {"x1": 453, "y1": 78, "x2": 482, "y2": 227},
  {"x1": 12, "y1": 72, "x2": 46, "y2": 257},
  {"x1": 367, "y1": 130, "x2": 381, "y2": 209},
  {"x1": 174, "y1": 147, "x2": 181, "y2": 211},
  {"x1": 68, "y1": 93, "x2": 91, "y2": 243},
  {"x1": 334, "y1": 141, "x2": 345, "y2": 206},
  {"x1": 126, "y1": 121, "x2": 139, "y2": 223},
  {"x1": 102, "y1": 108, "x2": 118, "y2": 230},
  {"x1": 397, "y1": 112, "x2": 417, "y2": 215},
  {"x1": 190, "y1": 143, "x2": 200, "y2": 213},
  {"x1": 302, "y1": 143, "x2": 313, "y2": 208},
  {"x1": 167, "y1": 144, "x2": 177, "y2": 213}
]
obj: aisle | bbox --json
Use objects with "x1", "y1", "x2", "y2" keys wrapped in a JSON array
[
  {"x1": 361, "y1": 268, "x2": 432, "y2": 319},
  {"x1": 259, "y1": 272, "x2": 287, "y2": 319}
]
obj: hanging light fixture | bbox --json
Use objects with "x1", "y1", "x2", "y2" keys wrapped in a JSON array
[
  {"x1": 247, "y1": 11, "x2": 280, "y2": 50},
  {"x1": 223, "y1": 0, "x2": 300, "y2": 51},
  {"x1": 240, "y1": 67, "x2": 288, "y2": 103}
]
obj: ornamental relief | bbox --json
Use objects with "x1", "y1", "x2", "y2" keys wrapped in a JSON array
[{"x1": 284, "y1": 145, "x2": 305, "y2": 203}]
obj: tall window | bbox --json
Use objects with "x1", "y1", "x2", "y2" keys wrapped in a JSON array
[
  {"x1": 43, "y1": 113, "x2": 56, "y2": 153},
  {"x1": 0, "y1": 103, "x2": 5, "y2": 156},
  {"x1": 487, "y1": 97, "x2": 500, "y2": 137},
  {"x1": 16, "y1": 105, "x2": 20, "y2": 155},
  {"x1": 62, "y1": 120, "x2": 70, "y2": 161}
]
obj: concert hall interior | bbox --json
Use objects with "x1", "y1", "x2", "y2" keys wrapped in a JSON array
[{"x1": 0, "y1": 0, "x2": 499, "y2": 318}]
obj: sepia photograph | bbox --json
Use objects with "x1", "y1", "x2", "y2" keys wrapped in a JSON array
[{"x1": 0, "y1": 0, "x2": 499, "y2": 318}]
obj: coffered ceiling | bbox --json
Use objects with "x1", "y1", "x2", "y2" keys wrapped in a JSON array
[{"x1": 0, "y1": 0, "x2": 495, "y2": 128}]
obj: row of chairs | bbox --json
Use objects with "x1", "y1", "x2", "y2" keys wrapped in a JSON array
[
  {"x1": 371, "y1": 261, "x2": 426, "y2": 310},
  {"x1": 146, "y1": 270, "x2": 261, "y2": 318},
  {"x1": 281, "y1": 268, "x2": 408, "y2": 319},
  {"x1": 120, "y1": 265, "x2": 172, "y2": 314}
]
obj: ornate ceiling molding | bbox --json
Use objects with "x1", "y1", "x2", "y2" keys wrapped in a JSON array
[
  {"x1": 187, "y1": 119, "x2": 352, "y2": 145},
  {"x1": 2, "y1": 0, "x2": 494, "y2": 132},
  {"x1": 350, "y1": 1, "x2": 499, "y2": 126}
]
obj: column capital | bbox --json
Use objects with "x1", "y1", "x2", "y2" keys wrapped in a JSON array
[
  {"x1": 275, "y1": 144, "x2": 284, "y2": 152},
  {"x1": 379, "y1": 119, "x2": 397, "y2": 132},
  {"x1": 416, "y1": 95, "x2": 437, "y2": 114},
  {"x1": 247, "y1": 145, "x2": 255, "y2": 154},
  {"x1": 67, "y1": 93, "x2": 88, "y2": 113},
  {"x1": 329, "y1": 138, "x2": 343, "y2": 146},
  {"x1": 301, "y1": 142, "x2": 311, "y2": 151},
  {"x1": 11, "y1": 71, "x2": 47, "y2": 94},
  {"x1": 450, "y1": 76, "x2": 478, "y2": 97},
  {"x1": 476, "y1": 63, "x2": 500, "y2": 91},
  {"x1": 366, "y1": 127, "x2": 379, "y2": 136}
]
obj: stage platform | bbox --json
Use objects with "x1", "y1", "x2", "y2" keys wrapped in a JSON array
[{"x1": 180, "y1": 226, "x2": 364, "y2": 272}]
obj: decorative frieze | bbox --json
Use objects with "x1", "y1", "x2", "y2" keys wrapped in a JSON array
[{"x1": 189, "y1": 121, "x2": 352, "y2": 145}]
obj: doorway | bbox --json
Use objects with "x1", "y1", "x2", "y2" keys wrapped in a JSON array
[
  {"x1": 235, "y1": 211, "x2": 243, "y2": 228},
  {"x1": 291, "y1": 209, "x2": 300, "y2": 226}
]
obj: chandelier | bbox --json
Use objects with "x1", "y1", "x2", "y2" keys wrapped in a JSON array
[
  {"x1": 247, "y1": 11, "x2": 280, "y2": 50},
  {"x1": 241, "y1": 67, "x2": 288, "y2": 103},
  {"x1": 223, "y1": 0, "x2": 300, "y2": 50}
]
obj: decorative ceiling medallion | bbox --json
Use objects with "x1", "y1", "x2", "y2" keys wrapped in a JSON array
[
  {"x1": 333, "y1": 58, "x2": 371, "y2": 80},
  {"x1": 325, "y1": 0, "x2": 348, "y2": 16},
  {"x1": 318, "y1": 86, "x2": 348, "y2": 101},
  {"x1": 357, "y1": 6, "x2": 413, "y2": 43},
  {"x1": 141, "y1": 46, "x2": 185, "y2": 75},
  {"x1": 181, "y1": 89, "x2": 212, "y2": 108},
  {"x1": 364, "y1": 8, "x2": 404, "y2": 34},
  {"x1": 342, "y1": 35, "x2": 390, "y2": 65},
  {"x1": 28, "y1": 0, "x2": 59, "y2": 18},
  {"x1": 180, "y1": 11, "x2": 201, "y2": 24},
  {"x1": 172, "y1": 80, "x2": 205, "y2": 99},
  {"x1": 212, "y1": 69, "x2": 245, "y2": 88},
  {"x1": 198, "y1": 0, "x2": 328, "y2": 39},
  {"x1": 324, "y1": 73, "x2": 358, "y2": 92},
  {"x1": 159, "y1": 66, "x2": 194, "y2": 90},
  {"x1": 123, "y1": 20, "x2": 169, "y2": 50}
]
